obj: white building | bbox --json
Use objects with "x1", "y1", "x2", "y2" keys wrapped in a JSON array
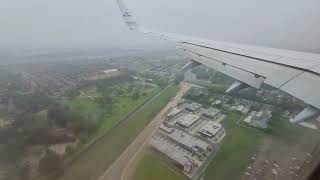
[{"x1": 103, "y1": 69, "x2": 118, "y2": 74}]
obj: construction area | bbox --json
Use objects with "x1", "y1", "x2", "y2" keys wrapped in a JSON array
[{"x1": 149, "y1": 101, "x2": 226, "y2": 179}]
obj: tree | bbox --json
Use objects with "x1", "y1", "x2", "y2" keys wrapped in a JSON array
[
  {"x1": 38, "y1": 150, "x2": 62, "y2": 175},
  {"x1": 64, "y1": 89, "x2": 80, "y2": 98},
  {"x1": 48, "y1": 105, "x2": 68, "y2": 127},
  {"x1": 131, "y1": 91, "x2": 140, "y2": 100}
]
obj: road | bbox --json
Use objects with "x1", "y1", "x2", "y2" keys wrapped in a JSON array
[{"x1": 97, "y1": 82, "x2": 192, "y2": 180}]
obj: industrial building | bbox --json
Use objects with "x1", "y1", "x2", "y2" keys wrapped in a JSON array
[
  {"x1": 168, "y1": 129, "x2": 210, "y2": 156},
  {"x1": 185, "y1": 103, "x2": 202, "y2": 112},
  {"x1": 150, "y1": 137, "x2": 195, "y2": 173},
  {"x1": 197, "y1": 121, "x2": 222, "y2": 138},
  {"x1": 167, "y1": 107, "x2": 183, "y2": 119},
  {"x1": 176, "y1": 114, "x2": 200, "y2": 128},
  {"x1": 201, "y1": 108, "x2": 221, "y2": 119},
  {"x1": 159, "y1": 123, "x2": 175, "y2": 134},
  {"x1": 150, "y1": 100, "x2": 226, "y2": 178},
  {"x1": 243, "y1": 110, "x2": 272, "y2": 128},
  {"x1": 103, "y1": 69, "x2": 119, "y2": 74}
]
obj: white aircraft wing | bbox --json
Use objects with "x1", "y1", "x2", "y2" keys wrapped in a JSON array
[{"x1": 116, "y1": 0, "x2": 320, "y2": 123}]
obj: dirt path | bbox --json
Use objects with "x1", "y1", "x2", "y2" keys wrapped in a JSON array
[{"x1": 97, "y1": 82, "x2": 192, "y2": 180}]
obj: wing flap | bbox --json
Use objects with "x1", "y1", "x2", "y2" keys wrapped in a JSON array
[
  {"x1": 180, "y1": 43, "x2": 303, "y2": 88},
  {"x1": 177, "y1": 48, "x2": 265, "y2": 89},
  {"x1": 281, "y1": 72, "x2": 320, "y2": 109}
]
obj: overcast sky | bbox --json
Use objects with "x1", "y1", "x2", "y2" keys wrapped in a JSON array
[{"x1": 1, "y1": 0, "x2": 320, "y2": 52}]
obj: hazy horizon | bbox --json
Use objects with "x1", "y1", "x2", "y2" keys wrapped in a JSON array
[{"x1": 1, "y1": 0, "x2": 320, "y2": 53}]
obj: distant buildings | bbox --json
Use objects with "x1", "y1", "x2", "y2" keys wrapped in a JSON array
[
  {"x1": 0, "y1": 118, "x2": 13, "y2": 129},
  {"x1": 103, "y1": 69, "x2": 119, "y2": 74}
]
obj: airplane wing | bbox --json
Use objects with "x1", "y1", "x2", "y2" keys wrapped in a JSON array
[{"x1": 115, "y1": 0, "x2": 320, "y2": 123}]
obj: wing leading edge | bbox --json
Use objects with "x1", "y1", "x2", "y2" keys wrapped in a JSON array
[{"x1": 115, "y1": 0, "x2": 320, "y2": 123}]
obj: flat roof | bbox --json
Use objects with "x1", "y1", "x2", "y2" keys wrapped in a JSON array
[
  {"x1": 150, "y1": 137, "x2": 192, "y2": 167},
  {"x1": 176, "y1": 114, "x2": 200, "y2": 127},
  {"x1": 198, "y1": 121, "x2": 222, "y2": 137},
  {"x1": 168, "y1": 108, "x2": 182, "y2": 117},
  {"x1": 202, "y1": 108, "x2": 221, "y2": 118},
  {"x1": 159, "y1": 123, "x2": 175, "y2": 134},
  {"x1": 236, "y1": 105, "x2": 245, "y2": 112},
  {"x1": 103, "y1": 69, "x2": 118, "y2": 74},
  {"x1": 168, "y1": 129, "x2": 209, "y2": 151},
  {"x1": 185, "y1": 103, "x2": 202, "y2": 111},
  {"x1": 243, "y1": 116, "x2": 253, "y2": 123}
]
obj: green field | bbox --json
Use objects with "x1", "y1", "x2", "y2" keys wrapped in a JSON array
[
  {"x1": 55, "y1": 84, "x2": 178, "y2": 180},
  {"x1": 132, "y1": 150, "x2": 188, "y2": 180},
  {"x1": 202, "y1": 113, "x2": 263, "y2": 180},
  {"x1": 62, "y1": 85, "x2": 159, "y2": 140}
]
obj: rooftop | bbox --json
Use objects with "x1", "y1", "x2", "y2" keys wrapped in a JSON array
[
  {"x1": 202, "y1": 108, "x2": 221, "y2": 118},
  {"x1": 176, "y1": 114, "x2": 200, "y2": 128},
  {"x1": 168, "y1": 129, "x2": 209, "y2": 152},
  {"x1": 185, "y1": 103, "x2": 202, "y2": 112},
  {"x1": 159, "y1": 123, "x2": 175, "y2": 134},
  {"x1": 150, "y1": 137, "x2": 194, "y2": 172},
  {"x1": 198, "y1": 121, "x2": 222, "y2": 137},
  {"x1": 168, "y1": 108, "x2": 182, "y2": 117},
  {"x1": 103, "y1": 69, "x2": 118, "y2": 74}
]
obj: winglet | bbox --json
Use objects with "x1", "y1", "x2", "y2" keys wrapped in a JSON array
[{"x1": 116, "y1": 0, "x2": 139, "y2": 30}]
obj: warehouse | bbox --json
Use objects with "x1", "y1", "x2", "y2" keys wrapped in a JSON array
[
  {"x1": 159, "y1": 123, "x2": 175, "y2": 134},
  {"x1": 202, "y1": 108, "x2": 221, "y2": 119},
  {"x1": 168, "y1": 129, "x2": 210, "y2": 155},
  {"x1": 167, "y1": 107, "x2": 183, "y2": 119},
  {"x1": 150, "y1": 137, "x2": 195, "y2": 173},
  {"x1": 198, "y1": 121, "x2": 222, "y2": 138},
  {"x1": 185, "y1": 103, "x2": 202, "y2": 112},
  {"x1": 176, "y1": 114, "x2": 200, "y2": 128}
]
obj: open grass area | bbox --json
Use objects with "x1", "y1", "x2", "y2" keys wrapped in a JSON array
[
  {"x1": 55, "y1": 84, "x2": 178, "y2": 180},
  {"x1": 202, "y1": 113, "x2": 263, "y2": 180},
  {"x1": 132, "y1": 150, "x2": 188, "y2": 180},
  {"x1": 62, "y1": 85, "x2": 160, "y2": 140}
]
